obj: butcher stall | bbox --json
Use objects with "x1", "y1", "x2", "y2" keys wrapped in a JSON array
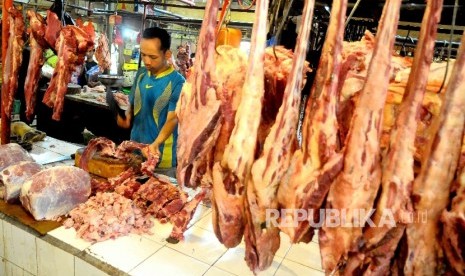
[{"x1": 2, "y1": 0, "x2": 465, "y2": 275}]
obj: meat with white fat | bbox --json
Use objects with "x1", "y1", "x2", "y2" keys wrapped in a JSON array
[
  {"x1": 24, "y1": 10, "x2": 47, "y2": 121},
  {"x1": 95, "y1": 33, "x2": 111, "y2": 71},
  {"x1": 0, "y1": 143, "x2": 34, "y2": 171},
  {"x1": 364, "y1": 0, "x2": 443, "y2": 248},
  {"x1": 340, "y1": 1, "x2": 444, "y2": 274},
  {"x1": 277, "y1": 0, "x2": 347, "y2": 244},
  {"x1": 243, "y1": 0, "x2": 315, "y2": 272},
  {"x1": 42, "y1": 26, "x2": 94, "y2": 121},
  {"x1": 2, "y1": 7, "x2": 25, "y2": 119},
  {"x1": 176, "y1": 0, "x2": 222, "y2": 188},
  {"x1": 20, "y1": 166, "x2": 91, "y2": 220},
  {"x1": 211, "y1": 0, "x2": 269, "y2": 249},
  {"x1": 0, "y1": 161, "x2": 42, "y2": 203},
  {"x1": 319, "y1": 0, "x2": 402, "y2": 272},
  {"x1": 441, "y1": 163, "x2": 465, "y2": 274},
  {"x1": 405, "y1": 30, "x2": 465, "y2": 275},
  {"x1": 44, "y1": 10, "x2": 61, "y2": 50}
]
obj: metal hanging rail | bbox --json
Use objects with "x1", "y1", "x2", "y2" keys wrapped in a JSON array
[
  {"x1": 145, "y1": 15, "x2": 254, "y2": 29},
  {"x1": 83, "y1": 0, "x2": 257, "y2": 13}
]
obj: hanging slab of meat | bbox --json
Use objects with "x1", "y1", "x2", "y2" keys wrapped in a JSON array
[
  {"x1": 183, "y1": 45, "x2": 248, "y2": 189},
  {"x1": 405, "y1": 31, "x2": 465, "y2": 276},
  {"x1": 319, "y1": 0, "x2": 402, "y2": 272},
  {"x1": 336, "y1": 32, "x2": 375, "y2": 145},
  {"x1": 24, "y1": 10, "x2": 47, "y2": 121},
  {"x1": 337, "y1": 33, "x2": 412, "y2": 147},
  {"x1": 441, "y1": 162, "x2": 465, "y2": 275},
  {"x1": 176, "y1": 0, "x2": 222, "y2": 188},
  {"x1": 210, "y1": 0, "x2": 268, "y2": 249},
  {"x1": 0, "y1": 161, "x2": 42, "y2": 203},
  {"x1": 95, "y1": 33, "x2": 111, "y2": 71},
  {"x1": 363, "y1": 0, "x2": 443, "y2": 250},
  {"x1": 277, "y1": 0, "x2": 347, "y2": 244},
  {"x1": 242, "y1": 0, "x2": 315, "y2": 272},
  {"x1": 1, "y1": 7, "x2": 25, "y2": 119},
  {"x1": 211, "y1": 45, "x2": 248, "y2": 165},
  {"x1": 258, "y1": 46, "x2": 310, "y2": 151},
  {"x1": 343, "y1": 225, "x2": 406, "y2": 275},
  {"x1": 0, "y1": 143, "x2": 35, "y2": 171},
  {"x1": 44, "y1": 10, "x2": 62, "y2": 50},
  {"x1": 20, "y1": 166, "x2": 91, "y2": 220},
  {"x1": 42, "y1": 26, "x2": 94, "y2": 121}
]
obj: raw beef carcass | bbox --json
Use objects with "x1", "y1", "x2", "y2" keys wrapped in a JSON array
[
  {"x1": 277, "y1": 0, "x2": 347, "y2": 244},
  {"x1": 176, "y1": 0, "x2": 222, "y2": 189},
  {"x1": 24, "y1": 10, "x2": 47, "y2": 121},
  {"x1": 0, "y1": 143, "x2": 34, "y2": 171},
  {"x1": 0, "y1": 161, "x2": 42, "y2": 203},
  {"x1": 336, "y1": 33, "x2": 412, "y2": 146},
  {"x1": 243, "y1": 0, "x2": 315, "y2": 272},
  {"x1": 177, "y1": 45, "x2": 247, "y2": 189},
  {"x1": 441, "y1": 164, "x2": 465, "y2": 274},
  {"x1": 384, "y1": 60, "x2": 452, "y2": 162},
  {"x1": 175, "y1": 45, "x2": 191, "y2": 78},
  {"x1": 2, "y1": 6, "x2": 25, "y2": 119},
  {"x1": 95, "y1": 33, "x2": 111, "y2": 71},
  {"x1": 20, "y1": 166, "x2": 91, "y2": 220},
  {"x1": 211, "y1": 0, "x2": 269, "y2": 249},
  {"x1": 405, "y1": 31, "x2": 465, "y2": 275},
  {"x1": 258, "y1": 46, "x2": 309, "y2": 150},
  {"x1": 44, "y1": 10, "x2": 62, "y2": 50},
  {"x1": 319, "y1": 0, "x2": 402, "y2": 272},
  {"x1": 42, "y1": 26, "x2": 94, "y2": 121},
  {"x1": 342, "y1": 1, "x2": 444, "y2": 274},
  {"x1": 364, "y1": 0, "x2": 443, "y2": 248}
]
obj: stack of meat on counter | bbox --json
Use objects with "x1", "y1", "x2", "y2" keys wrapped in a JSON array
[
  {"x1": 65, "y1": 137, "x2": 206, "y2": 243},
  {"x1": 177, "y1": 0, "x2": 465, "y2": 274},
  {"x1": 0, "y1": 143, "x2": 91, "y2": 220}
]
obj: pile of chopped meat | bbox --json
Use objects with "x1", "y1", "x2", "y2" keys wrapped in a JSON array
[{"x1": 63, "y1": 192, "x2": 153, "y2": 243}]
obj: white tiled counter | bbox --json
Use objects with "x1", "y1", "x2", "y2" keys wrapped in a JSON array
[{"x1": 0, "y1": 137, "x2": 325, "y2": 276}]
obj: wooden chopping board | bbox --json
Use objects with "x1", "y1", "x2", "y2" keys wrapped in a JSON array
[
  {"x1": 74, "y1": 148, "x2": 131, "y2": 179},
  {"x1": 0, "y1": 200, "x2": 61, "y2": 235}
]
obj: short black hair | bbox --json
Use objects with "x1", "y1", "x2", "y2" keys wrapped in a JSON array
[{"x1": 142, "y1": 27, "x2": 171, "y2": 52}]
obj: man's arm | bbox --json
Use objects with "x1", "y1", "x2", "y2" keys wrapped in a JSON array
[
  {"x1": 117, "y1": 105, "x2": 133, "y2": 129},
  {"x1": 146, "y1": 111, "x2": 178, "y2": 156}
]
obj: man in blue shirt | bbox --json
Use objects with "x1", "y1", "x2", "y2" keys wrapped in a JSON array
[{"x1": 117, "y1": 27, "x2": 185, "y2": 177}]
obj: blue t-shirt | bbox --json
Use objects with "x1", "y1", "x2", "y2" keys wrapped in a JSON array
[{"x1": 129, "y1": 67, "x2": 185, "y2": 168}]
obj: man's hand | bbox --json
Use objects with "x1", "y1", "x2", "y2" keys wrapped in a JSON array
[{"x1": 142, "y1": 143, "x2": 160, "y2": 158}]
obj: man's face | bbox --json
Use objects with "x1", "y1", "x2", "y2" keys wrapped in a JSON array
[
  {"x1": 86, "y1": 50, "x2": 94, "y2": 60},
  {"x1": 140, "y1": 37, "x2": 170, "y2": 75}
]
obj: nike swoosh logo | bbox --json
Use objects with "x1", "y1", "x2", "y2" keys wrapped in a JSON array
[{"x1": 146, "y1": 84, "x2": 153, "y2": 89}]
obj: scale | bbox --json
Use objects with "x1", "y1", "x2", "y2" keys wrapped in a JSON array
[{"x1": 98, "y1": 74, "x2": 124, "y2": 91}]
